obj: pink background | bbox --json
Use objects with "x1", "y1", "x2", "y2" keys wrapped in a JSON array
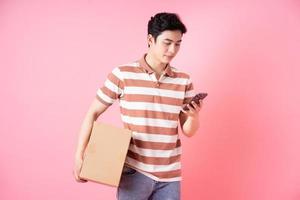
[{"x1": 1, "y1": 0, "x2": 299, "y2": 199}]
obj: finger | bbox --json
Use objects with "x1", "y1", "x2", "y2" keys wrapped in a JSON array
[
  {"x1": 191, "y1": 101, "x2": 199, "y2": 109},
  {"x1": 181, "y1": 106, "x2": 188, "y2": 113},
  {"x1": 75, "y1": 174, "x2": 87, "y2": 182},
  {"x1": 187, "y1": 104, "x2": 195, "y2": 112},
  {"x1": 73, "y1": 169, "x2": 84, "y2": 182},
  {"x1": 193, "y1": 101, "x2": 202, "y2": 112},
  {"x1": 181, "y1": 109, "x2": 187, "y2": 114},
  {"x1": 191, "y1": 102, "x2": 201, "y2": 112},
  {"x1": 76, "y1": 178, "x2": 87, "y2": 183},
  {"x1": 77, "y1": 173, "x2": 88, "y2": 182},
  {"x1": 77, "y1": 178, "x2": 87, "y2": 183}
]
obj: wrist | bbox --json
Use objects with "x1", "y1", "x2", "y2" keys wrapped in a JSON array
[{"x1": 188, "y1": 113, "x2": 199, "y2": 120}]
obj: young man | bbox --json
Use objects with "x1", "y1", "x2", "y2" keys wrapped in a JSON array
[{"x1": 73, "y1": 12, "x2": 203, "y2": 200}]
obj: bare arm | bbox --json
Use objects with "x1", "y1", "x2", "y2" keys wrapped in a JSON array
[
  {"x1": 179, "y1": 100, "x2": 203, "y2": 137},
  {"x1": 73, "y1": 97, "x2": 109, "y2": 182}
]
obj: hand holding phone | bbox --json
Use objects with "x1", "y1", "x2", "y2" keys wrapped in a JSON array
[{"x1": 183, "y1": 93, "x2": 207, "y2": 111}]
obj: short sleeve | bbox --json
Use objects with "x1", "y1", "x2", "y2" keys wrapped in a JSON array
[
  {"x1": 182, "y1": 76, "x2": 195, "y2": 107},
  {"x1": 96, "y1": 67, "x2": 124, "y2": 106}
]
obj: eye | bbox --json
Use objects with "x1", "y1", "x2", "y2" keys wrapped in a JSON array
[
  {"x1": 164, "y1": 42, "x2": 171, "y2": 45},
  {"x1": 175, "y1": 43, "x2": 181, "y2": 46}
]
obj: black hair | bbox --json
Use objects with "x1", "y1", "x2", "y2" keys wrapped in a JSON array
[{"x1": 147, "y1": 12, "x2": 187, "y2": 45}]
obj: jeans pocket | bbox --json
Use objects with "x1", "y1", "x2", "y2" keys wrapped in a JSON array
[{"x1": 122, "y1": 166, "x2": 137, "y2": 176}]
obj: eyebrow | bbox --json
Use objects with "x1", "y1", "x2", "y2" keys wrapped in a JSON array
[{"x1": 164, "y1": 39, "x2": 182, "y2": 43}]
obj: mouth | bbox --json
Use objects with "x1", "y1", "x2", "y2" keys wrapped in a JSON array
[{"x1": 164, "y1": 55, "x2": 174, "y2": 59}]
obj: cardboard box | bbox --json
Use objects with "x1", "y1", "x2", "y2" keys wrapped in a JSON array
[{"x1": 79, "y1": 121, "x2": 132, "y2": 187}]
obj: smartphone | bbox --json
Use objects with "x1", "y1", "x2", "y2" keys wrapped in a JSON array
[{"x1": 183, "y1": 92, "x2": 208, "y2": 111}]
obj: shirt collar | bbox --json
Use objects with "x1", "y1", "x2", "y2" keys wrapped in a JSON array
[{"x1": 138, "y1": 54, "x2": 175, "y2": 77}]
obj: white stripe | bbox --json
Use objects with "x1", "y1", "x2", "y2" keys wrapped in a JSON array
[
  {"x1": 121, "y1": 115, "x2": 178, "y2": 128},
  {"x1": 129, "y1": 145, "x2": 181, "y2": 158},
  {"x1": 104, "y1": 79, "x2": 122, "y2": 95},
  {"x1": 126, "y1": 157, "x2": 181, "y2": 172},
  {"x1": 160, "y1": 77, "x2": 189, "y2": 85},
  {"x1": 132, "y1": 168, "x2": 182, "y2": 182},
  {"x1": 187, "y1": 78, "x2": 192, "y2": 85},
  {"x1": 118, "y1": 62, "x2": 139, "y2": 67},
  {"x1": 122, "y1": 71, "x2": 189, "y2": 86},
  {"x1": 124, "y1": 87, "x2": 184, "y2": 99},
  {"x1": 120, "y1": 100, "x2": 181, "y2": 113},
  {"x1": 132, "y1": 132, "x2": 178, "y2": 143},
  {"x1": 112, "y1": 67, "x2": 124, "y2": 81},
  {"x1": 185, "y1": 90, "x2": 195, "y2": 98},
  {"x1": 122, "y1": 72, "x2": 151, "y2": 81},
  {"x1": 96, "y1": 89, "x2": 114, "y2": 104}
]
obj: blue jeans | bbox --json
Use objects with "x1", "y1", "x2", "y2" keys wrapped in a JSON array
[{"x1": 117, "y1": 166, "x2": 181, "y2": 200}]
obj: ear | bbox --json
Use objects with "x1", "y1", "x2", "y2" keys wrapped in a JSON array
[{"x1": 147, "y1": 34, "x2": 154, "y2": 47}]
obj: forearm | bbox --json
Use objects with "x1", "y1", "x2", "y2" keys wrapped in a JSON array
[
  {"x1": 182, "y1": 115, "x2": 200, "y2": 137},
  {"x1": 75, "y1": 112, "x2": 98, "y2": 159},
  {"x1": 74, "y1": 98, "x2": 109, "y2": 160}
]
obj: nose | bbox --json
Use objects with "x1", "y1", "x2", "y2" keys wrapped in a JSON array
[{"x1": 168, "y1": 44, "x2": 177, "y2": 54}]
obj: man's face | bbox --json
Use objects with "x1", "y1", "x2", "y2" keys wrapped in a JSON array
[{"x1": 148, "y1": 30, "x2": 183, "y2": 64}]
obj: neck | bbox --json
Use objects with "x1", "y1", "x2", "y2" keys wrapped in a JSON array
[{"x1": 145, "y1": 53, "x2": 167, "y2": 74}]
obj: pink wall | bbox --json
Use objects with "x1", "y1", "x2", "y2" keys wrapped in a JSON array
[{"x1": 1, "y1": 0, "x2": 299, "y2": 199}]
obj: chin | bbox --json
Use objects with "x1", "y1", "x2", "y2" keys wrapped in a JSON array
[{"x1": 162, "y1": 56, "x2": 173, "y2": 63}]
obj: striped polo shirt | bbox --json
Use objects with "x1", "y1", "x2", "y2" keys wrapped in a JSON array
[{"x1": 96, "y1": 54, "x2": 194, "y2": 182}]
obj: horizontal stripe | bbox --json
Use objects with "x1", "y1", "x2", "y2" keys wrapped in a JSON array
[
  {"x1": 124, "y1": 86, "x2": 185, "y2": 99},
  {"x1": 101, "y1": 86, "x2": 118, "y2": 100},
  {"x1": 128, "y1": 144, "x2": 181, "y2": 157},
  {"x1": 125, "y1": 79, "x2": 186, "y2": 91},
  {"x1": 186, "y1": 83, "x2": 193, "y2": 92},
  {"x1": 96, "y1": 89, "x2": 114, "y2": 104},
  {"x1": 119, "y1": 62, "x2": 189, "y2": 76},
  {"x1": 111, "y1": 67, "x2": 124, "y2": 81},
  {"x1": 119, "y1": 65, "x2": 143, "y2": 72},
  {"x1": 186, "y1": 77, "x2": 192, "y2": 85},
  {"x1": 150, "y1": 169, "x2": 181, "y2": 179},
  {"x1": 120, "y1": 100, "x2": 181, "y2": 114},
  {"x1": 121, "y1": 71, "x2": 190, "y2": 84},
  {"x1": 126, "y1": 157, "x2": 181, "y2": 172},
  {"x1": 123, "y1": 122, "x2": 178, "y2": 135},
  {"x1": 161, "y1": 76, "x2": 189, "y2": 85},
  {"x1": 120, "y1": 108, "x2": 179, "y2": 121},
  {"x1": 95, "y1": 95, "x2": 111, "y2": 106},
  {"x1": 184, "y1": 90, "x2": 195, "y2": 98},
  {"x1": 132, "y1": 168, "x2": 182, "y2": 182},
  {"x1": 123, "y1": 94, "x2": 183, "y2": 106},
  {"x1": 128, "y1": 150, "x2": 180, "y2": 165},
  {"x1": 170, "y1": 70, "x2": 191, "y2": 79},
  {"x1": 132, "y1": 131, "x2": 178, "y2": 143},
  {"x1": 106, "y1": 72, "x2": 123, "y2": 89},
  {"x1": 118, "y1": 62, "x2": 139, "y2": 68},
  {"x1": 132, "y1": 139, "x2": 179, "y2": 150},
  {"x1": 122, "y1": 72, "x2": 151, "y2": 81},
  {"x1": 121, "y1": 115, "x2": 178, "y2": 128},
  {"x1": 104, "y1": 79, "x2": 122, "y2": 96}
]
